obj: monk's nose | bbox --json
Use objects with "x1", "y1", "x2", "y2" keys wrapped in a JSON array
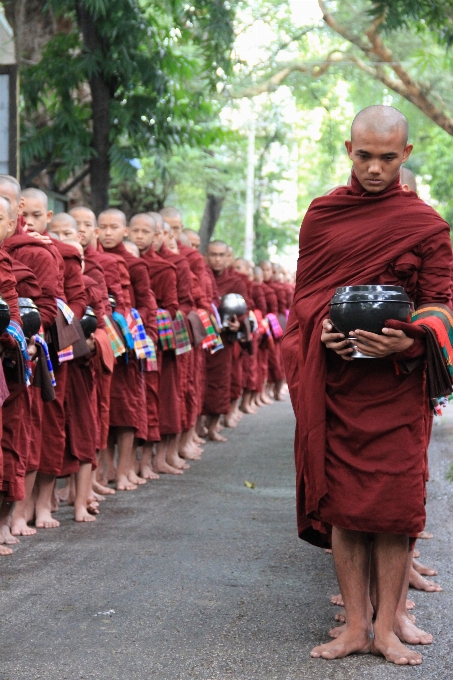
[{"x1": 368, "y1": 160, "x2": 382, "y2": 174}]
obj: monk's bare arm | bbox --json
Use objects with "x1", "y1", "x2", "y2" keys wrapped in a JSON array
[{"x1": 321, "y1": 319, "x2": 355, "y2": 361}]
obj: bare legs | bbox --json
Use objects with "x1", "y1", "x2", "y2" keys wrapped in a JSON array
[
  {"x1": 35, "y1": 472, "x2": 60, "y2": 528},
  {"x1": 0, "y1": 498, "x2": 18, "y2": 554},
  {"x1": 111, "y1": 427, "x2": 137, "y2": 491},
  {"x1": 74, "y1": 463, "x2": 96, "y2": 522},
  {"x1": 206, "y1": 415, "x2": 227, "y2": 442},
  {"x1": 140, "y1": 442, "x2": 160, "y2": 479},
  {"x1": 11, "y1": 470, "x2": 38, "y2": 536}
]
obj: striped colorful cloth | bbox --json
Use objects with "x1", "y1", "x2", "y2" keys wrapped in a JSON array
[
  {"x1": 6, "y1": 320, "x2": 32, "y2": 385},
  {"x1": 103, "y1": 315, "x2": 126, "y2": 357},
  {"x1": 128, "y1": 308, "x2": 158, "y2": 371},
  {"x1": 34, "y1": 335, "x2": 56, "y2": 387},
  {"x1": 211, "y1": 303, "x2": 222, "y2": 333},
  {"x1": 57, "y1": 346, "x2": 74, "y2": 363},
  {"x1": 172, "y1": 310, "x2": 192, "y2": 356},
  {"x1": 56, "y1": 298, "x2": 74, "y2": 324},
  {"x1": 157, "y1": 308, "x2": 176, "y2": 350},
  {"x1": 112, "y1": 311, "x2": 135, "y2": 350},
  {"x1": 266, "y1": 313, "x2": 283, "y2": 339},
  {"x1": 197, "y1": 309, "x2": 218, "y2": 350},
  {"x1": 411, "y1": 304, "x2": 453, "y2": 380}
]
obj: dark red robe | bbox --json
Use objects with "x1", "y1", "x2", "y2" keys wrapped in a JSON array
[{"x1": 282, "y1": 173, "x2": 452, "y2": 547}]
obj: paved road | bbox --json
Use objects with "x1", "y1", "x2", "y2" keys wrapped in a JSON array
[{"x1": 0, "y1": 400, "x2": 452, "y2": 680}]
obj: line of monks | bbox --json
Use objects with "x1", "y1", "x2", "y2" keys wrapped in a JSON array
[{"x1": 0, "y1": 174, "x2": 294, "y2": 555}]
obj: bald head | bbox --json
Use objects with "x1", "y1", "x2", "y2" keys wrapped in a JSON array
[
  {"x1": 49, "y1": 212, "x2": 79, "y2": 242},
  {"x1": 128, "y1": 213, "x2": 156, "y2": 253},
  {"x1": 0, "y1": 175, "x2": 21, "y2": 221},
  {"x1": 70, "y1": 206, "x2": 97, "y2": 248},
  {"x1": 400, "y1": 167, "x2": 417, "y2": 193},
  {"x1": 160, "y1": 206, "x2": 183, "y2": 239},
  {"x1": 22, "y1": 187, "x2": 49, "y2": 211},
  {"x1": 346, "y1": 105, "x2": 413, "y2": 194},
  {"x1": 234, "y1": 257, "x2": 250, "y2": 276},
  {"x1": 182, "y1": 228, "x2": 200, "y2": 250},
  {"x1": 98, "y1": 208, "x2": 126, "y2": 227},
  {"x1": 259, "y1": 260, "x2": 273, "y2": 282},
  {"x1": 206, "y1": 240, "x2": 228, "y2": 274},
  {"x1": 351, "y1": 106, "x2": 408, "y2": 146},
  {"x1": 148, "y1": 211, "x2": 164, "y2": 228}
]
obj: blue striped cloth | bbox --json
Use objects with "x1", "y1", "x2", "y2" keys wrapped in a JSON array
[
  {"x1": 56, "y1": 298, "x2": 74, "y2": 323},
  {"x1": 34, "y1": 335, "x2": 56, "y2": 386},
  {"x1": 6, "y1": 320, "x2": 32, "y2": 385},
  {"x1": 112, "y1": 311, "x2": 135, "y2": 350}
]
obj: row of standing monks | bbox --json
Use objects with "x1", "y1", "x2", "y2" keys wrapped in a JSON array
[{"x1": 0, "y1": 175, "x2": 294, "y2": 554}]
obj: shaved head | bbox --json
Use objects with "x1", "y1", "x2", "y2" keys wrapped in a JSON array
[
  {"x1": 400, "y1": 167, "x2": 417, "y2": 193},
  {"x1": 130, "y1": 213, "x2": 156, "y2": 230},
  {"x1": 351, "y1": 106, "x2": 409, "y2": 147},
  {"x1": 0, "y1": 175, "x2": 20, "y2": 201},
  {"x1": 70, "y1": 206, "x2": 96, "y2": 224},
  {"x1": 21, "y1": 187, "x2": 49, "y2": 210},
  {"x1": 148, "y1": 211, "x2": 164, "y2": 228},
  {"x1": 50, "y1": 212, "x2": 78, "y2": 231},
  {"x1": 160, "y1": 206, "x2": 181, "y2": 220},
  {"x1": 98, "y1": 208, "x2": 126, "y2": 226}
]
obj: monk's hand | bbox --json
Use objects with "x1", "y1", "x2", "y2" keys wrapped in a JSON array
[
  {"x1": 23, "y1": 229, "x2": 53, "y2": 245},
  {"x1": 227, "y1": 314, "x2": 241, "y2": 333},
  {"x1": 352, "y1": 327, "x2": 414, "y2": 357},
  {"x1": 321, "y1": 319, "x2": 354, "y2": 361}
]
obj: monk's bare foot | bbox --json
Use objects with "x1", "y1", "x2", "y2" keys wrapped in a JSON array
[
  {"x1": 409, "y1": 567, "x2": 442, "y2": 591},
  {"x1": 406, "y1": 599, "x2": 415, "y2": 610},
  {"x1": 75, "y1": 505, "x2": 96, "y2": 522},
  {"x1": 413, "y1": 549, "x2": 420, "y2": 558},
  {"x1": 167, "y1": 456, "x2": 189, "y2": 470},
  {"x1": 198, "y1": 426, "x2": 208, "y2": 438},
  {"x1": 87, "y1": 501, "x2": 100, "y2": 515},
  {"x1": 310, "y1": 627, "x2": 371, "y2": 659},
  {"x1": 240, "y1": 404, "x2": 257, "y2": 414},
  {"x1": 224, "y1": 416, "x2": 237, "y2": 428},
  {"x1": 274, "y1": 391, "x2": 286, "y2": 401},
  {"x1": 0, "y1": 525, "x2": 20, "y2": 545},
  {"x1": 208, "y1": 430, "x2": 227, "y2": 442},
  {"x1": 0, "y1": 544, "x2": 13, "y2": 555},
  {"x1": 57, "y1": 486, "x2": 70, "y2": 503},
  {"x1": 154, "y1": 461, "x2": 183, "y2": 475},
  {"x1": 329, "y1": 623, "x2": 346, "y2": 638},
  {"x1": 334, "y1": 609, "x2": 346, "y2": 623},
  {"x1": 193, "y1": 434, "x2": 206, "y2": 445},
  {"x1": 413, "y1": 559, "x2": 438, "y2": 576},
  {"x1": 35, "y1": 511, "x2": 60, "y2": 529},
  {"x1": 11, "y1": 518, "x2": 37, "y2": 537},
  {"x1": 127, "y1": 471, "x2": 147, "y2": 486},
  {"x1": 395, "y1": 613, "x2": 433, "y2": 645},
  {"x1": 372, "y1": 631, "x2": 422, "y2": 665},
  {"x1": 115, "y1": 474, "x2": 138, "y2": 491},
  {"x1": 324, "y1": 548, "x2": 332, "y2": 554},
  {"x1": 180, "y1": 445, "x2": 202, "y2": 461},
  {"x1": 417, "y1": 530, "x2": 433, "y2": 540},
  {"x1": 140, "y1": 464, "x2": 159, "y2": 480},
  {"x1": 91, "y1": 491, "x2": 105, "y2": 502},
  {"x1": 93, "y1": 480, "x2": 116, "y2": 495},
  {"x1": 330, "y1": 593, "x2": 344, "y2": 607}
]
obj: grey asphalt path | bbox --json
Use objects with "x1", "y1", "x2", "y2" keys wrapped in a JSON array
[{"x1": 0, "y1": 400, "x2": 452, "y2": 680}]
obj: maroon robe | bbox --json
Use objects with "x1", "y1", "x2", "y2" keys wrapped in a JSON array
[
  {"x1": 203, "y1": 268, "x2": 248, "y2": 416},
  {"x1": 283, "y1": 173, "x2": 452, "y2": 547},
  {"x1": 142, "y1": 247, "x2": 180, "y2": 437}
]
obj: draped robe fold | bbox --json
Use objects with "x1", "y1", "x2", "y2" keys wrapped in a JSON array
[{"x1": 282, "y1": 174, "x2": 452, "y2": 547}]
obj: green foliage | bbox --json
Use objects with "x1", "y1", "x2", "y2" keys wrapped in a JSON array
[
  {"x1": 371, "y1": 0, "x2": 453, "y2": 48},
  {"x1": 19, "y1": 0, "x2": 236, "y2": 188}
]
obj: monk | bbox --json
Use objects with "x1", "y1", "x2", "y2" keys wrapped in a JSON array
[
  {"x1": 70, "y1": 205, "x2": 124, "y2": 493},
  {"x1": 182, "y1": 228, "x2": 201, "y2": 250},
  {"x1": 20, "y1": 188, "x2": 73, "y2": 529},
  {"x1": 128, "y1": 213, "x2": 174, "y2": 477},
  {"x1": 203, "y1": 240, "x2": 248, "y2": 441},
  {"x1": 97, "y1": 208, "x2": 157, "y2": 490},
  {"x1": 0, "y1": 195, "x2": 30, "y2": 554},
  {"x1": 251, "y1": 266, "x2": 271, "y2": 407},
  {"x1": 260, "y1": 260, "x2": 286, "y2": 401},
  {"x1": 282, "y1": 105, "x2": 452, "y2": 665},
  {"x1": 234, "y1": 258, "x2": 258, "y2": 415},
  {"x1": 0, "y1": 177, "x2": 59, "y2": 537}
]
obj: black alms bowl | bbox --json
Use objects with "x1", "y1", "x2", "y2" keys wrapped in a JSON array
[
  {"x1": 0, "y1": 295, "x2": 10, "y2": 335},
  {"x1": 219, "y1": 294, "x2": 247, "y2": 327},
  {"x1": 329, "y1": 285, "x2": 411, "y2": 336},
  {"x1": 18, "y1": 298, "x2": 41, "y2": 339},
  {"x1": 80, "y1": 306, "x2": 98, "y2": 339}
]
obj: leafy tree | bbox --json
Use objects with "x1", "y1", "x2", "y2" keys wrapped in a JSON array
[{"x1": 5, "y1": 0, "x2": 235, "y2": 214}]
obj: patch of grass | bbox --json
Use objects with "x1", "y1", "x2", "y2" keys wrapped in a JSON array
[{"x1": 446, "y1": 462, "x2": 453, "y2": 482}]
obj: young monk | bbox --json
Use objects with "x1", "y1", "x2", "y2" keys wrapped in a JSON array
[
  {"x1": 251, "y1": 266, "x2": 270, "y2": 408},
  {"x1": 282, "y1": 105, "x2": 452, "y2": 665},
  {"x1": 128, "y1": 213, "x2": 180, "y2": 476},
  {"x1": 0, "y1": 196, "x2": 31, "y2": 554},
  {"x1": 234, "y1": 258, "x2": 258, "y2": 415},
  {"x1": 203, "y1": 241, "x2": 249, "y2": 442},
  {"x1": 70, "y1": 206, "x2": 124, "y2": 494},
  {"x1": 97, "y1": 209, "x2": 157, "y2": 490},
  {"x1": 0, "y1": 176, "x2": 58, "y2": 537},
  {"x1": 20, "y1": 189, "x2": 74, "y2": 529},
  {"x1": 259, "y1": 260, "x2": 286, "y2": 401}
]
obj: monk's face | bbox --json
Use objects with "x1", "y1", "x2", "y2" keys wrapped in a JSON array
[
  {"x1": 0, "y1": 201, "x2": 14, "y2": 243},
  {"x1": 163, "y1": 227, "x2": 176, "y2": 251},
  {"x1": 0, "y1": 182, "x2": 22, "y2": 223},
  {"x1": 49, "y1": 220, "x2": 78, "y2": 242},
  {"x1": 260, "y1": 262, "x2": 273, "y2": 282},
  {"x1": 226, "y1": 248, "x2": 234, "y2": 268},
  {"x1": 234, "y1": 260, "x2": 249, "y2": 276},
  {"x1": 165, "y1": 215, "x2": 183, "y2": 241},
  {"x1": 22, "y1": 197, "x2": 52, "y2": 235},
  {"x1": 151, "y1": 223, "x2": 165, "y2": 252},
  {"x1": 129, "y1": 216, "x2": 154, "y2": 253},
  {"x1": 254, "y1": 269, "x2": 263, "y2": 284},
  {"x1": 207, "y1": 245, "x2": 227, "y2": 273},
  {"x1": 71, "y1": 208, "x2": 96, "y2": 248},
  {"x1": 187, "y1": 232, "x2": 200, "y2": 249},
  {"x1": 345, "y1": 127, "x2": 413, "y2": 194},
  {"x1": 97, "y1": 214, "x2": 127, "y2": 248}
]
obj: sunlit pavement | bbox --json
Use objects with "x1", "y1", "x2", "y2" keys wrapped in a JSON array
[{"x1": 0, "y1": 400, "x2": 452, "y2": 680}]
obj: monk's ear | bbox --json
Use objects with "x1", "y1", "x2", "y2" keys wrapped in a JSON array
[
  {"x1": 18, "y1": 196, "x2": 25, "y2": 214},
  {"x1": 6, "y1": 218, "x2": 15, "y2": 237},
  {"x1": 124, "y1": 226, "x2": 130, "y2": 238},
  {"x1": 46, "y1": 210, "x2": 53, "y2": 226},
  {"x1": 402, "y1": 144, "x2": 413, "y2": 163},
  {"x1": 345, "y1": 140, "x2": 353, "y2": 158}
]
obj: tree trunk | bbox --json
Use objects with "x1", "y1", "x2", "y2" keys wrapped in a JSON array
[
  {"x1": 76, "y1": 2, "x2": 111, "y2": 214},
  {"x1": 199, "y1": 193, "x2": 225, "y2": 253}
]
